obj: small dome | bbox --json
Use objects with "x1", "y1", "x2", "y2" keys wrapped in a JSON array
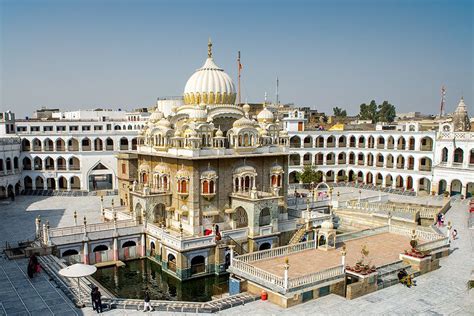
[
  {"x1": 242, "y1": 103, "x2": 251, "y2": 114},
  {"x1": 215, "y1": 127, "x2": 224, "y2": 137},
  {"x1": 188, "y1": 105, "x2": 208, "y2": 122},
  {"x1": 257, "y1": 107, "x2": 274, "y2": 122},
  {"x1": 150, "y1": 109, "x2": 164, "y2": 122},
  {"x1": 321, "y1": 220, "x2": 334, "y2": 230},
  {"x1": 233, "y1": 116, "x2": 256, "y2": 128},
  {"x1": 174, "y1": 129, "x2": 182, "y2": 137},
  {"x1": 157, "y1": 118, "x2": 172, "y2": 129}
]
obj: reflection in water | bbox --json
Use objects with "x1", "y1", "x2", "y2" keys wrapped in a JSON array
[{"x1": 93, "y1": 259, "x2": 228, "y2": 302}]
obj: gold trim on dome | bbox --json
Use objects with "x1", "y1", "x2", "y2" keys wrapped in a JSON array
[{"x1": 184, "y1": 92, "x2": 236, "y2": 105}]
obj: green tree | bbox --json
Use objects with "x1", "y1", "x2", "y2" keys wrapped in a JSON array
[
  {"x1": 359, "y1": 100, "x2": 378, "y2": 123},
  {"x1": 359, "y1": 100, "x2": 396, "y2": 123},
  {"x1": 296, "y1": 166, "x2": 322, "y2": 184},
  {"x1": 333, "y1": 107, "x2": 347, "y2": 118},
  {"x1": 377, "y1": 101, "x2": 396, "y2": 122}
]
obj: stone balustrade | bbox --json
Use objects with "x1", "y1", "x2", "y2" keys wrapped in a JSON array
[
  {"x1": 235, "y1": 240, "x2": 316, "y2": 263},
  {"x1": 287, "y1": 265, "x2": 344, "y2": 290}
]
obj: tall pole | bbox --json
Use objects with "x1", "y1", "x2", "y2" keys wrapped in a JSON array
[
  {"x1": 276, "y1": 77, "x2": 279, "y2": 106},
  {"x1": 440, "y1": 85, "x2": 446, "y2": 117},
  {"x1": 238, "y1": 51, "x2": 242, "y2": 105}
]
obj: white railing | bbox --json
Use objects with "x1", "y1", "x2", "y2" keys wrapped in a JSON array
[
  {"x1": 146, "y1": 223, "x2": 216, "y2": 251},
  {"x1": 103, "y1": 208, "x2": 133, "y2": 221},
  {"x1": 438, "y1": 131, "x2": 474, "y2": 140},
  {"x1": 231, "y1": 259, "x2": 285, "y2": 290},
  {"x1": 49, "y1": 226, "x2": 84, "y2": 237},
  {"x1": 417, "y1": 237, "x2": 449, "y2": 251},
  {"x1": 49, "y1": 219, "x2": 136, "y2": 237},
  {"x1": 388, "y1": 225, "x2": 442, "y2": 242},
  {"x1": 235, "y1": 240, "x2": 316, "y2": 263},
  {"x1": 336, "y1": 226, "x2": 389, "y2": 243},
  {"x1": 287, "y1": 265, "x2": 344, "y2": 289}
]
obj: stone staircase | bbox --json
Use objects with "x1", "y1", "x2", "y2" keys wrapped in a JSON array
[
  {"x1": 289, "y1": 225, "x2": 308, "y2": 244},
  {"x1": 376, "y1": 260, "x2": 420, "y2": 289}
]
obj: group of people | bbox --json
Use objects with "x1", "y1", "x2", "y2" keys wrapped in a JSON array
[
  {"x1": 27, "y1": 254, "x2": 40, "y2": 278},
  {"x1": 397, "y1": 268, "x2": 416, "y2": 288}
]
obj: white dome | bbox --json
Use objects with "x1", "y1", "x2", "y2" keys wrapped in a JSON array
[
  {"x1": 156, "y1": 118, "x2": 172, "y2": 129},
  {"x1": 150, "y1": 109, "x2": 164, "y2": 122},
  {"x1": 183, "y1": 43, "x2": 236, "y2": 105},
  {"x1": 321, "y1": 220, "x2": 334, "y2": 230},
  {"x1": 188, "y1": 104, "x2": 208, "y2": 122},
  {"x1": 257, "y1": 107, "x2": 274, "y2": 122},
  {"x1": 233, "y1": 116, "x2": 256, "y2": 129}
]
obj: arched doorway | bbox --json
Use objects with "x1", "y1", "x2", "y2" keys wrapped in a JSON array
[
  {"x1": 62, "y1": 249, "x2": 79, "y2": 257},
  {"x1": 46, "y1": 178, "x2": 56, "y2": 190},
  {"x1": 24, "y1": 176, "x2": 32, "y2": 190},
  {"x1": 122, "y1": 240, "x2": 136, "y2": 248},
  {"x1": 168, "y1": 254, "x2": 177, "y2": 272},
  {"x1": 35, "y1": 176, "x2": 44, "y2": 190},
  {"x1": 259, "y1": 242, "x2": 271, "y2": 251},
  {"x1": 93, "y1": 245, "x2": 108, "y2": 252},
  {"x1": 259, "y1": 208, "x2": 271, "y2": 226},
  {"x1": 88, "y1": 162, "x2": 113, "y2": 191},
  {"x1": 438, "y1": 180, "x2": 447, "y2": 195},
  {"x1": 450, "y1": 179, "x2": 462, "y2": 196},
  {"x1": 58, "y1": 177, "x2": 67, "y2": 190},
  {"x1": 153, "y1": 203, "x2": 166, "y2": 224},
  {"x1": 190, "y1": 255, "x2": 206, "y2": 275},
  {"x1": 234, "y1": 207, "x2": 248, "y2": 228}
]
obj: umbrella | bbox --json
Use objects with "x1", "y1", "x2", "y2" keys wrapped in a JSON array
[{"x1": 59, "y1": 263, "x2": 97, "y2": 307}]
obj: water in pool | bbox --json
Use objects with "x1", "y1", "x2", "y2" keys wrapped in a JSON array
[{"x1": 93, "y1": 259, "x2": 229, "y2": 302}]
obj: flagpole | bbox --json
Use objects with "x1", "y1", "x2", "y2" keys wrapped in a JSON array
[{"x1": 238, "y1": 51, "x2": 241, "y2": 105}]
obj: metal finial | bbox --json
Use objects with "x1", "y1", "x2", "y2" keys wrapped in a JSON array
[{"x1": 208, "y1": 38, "x2": 212, "y2": 58}]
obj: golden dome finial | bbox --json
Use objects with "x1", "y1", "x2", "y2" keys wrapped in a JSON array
[{"x1": 208, "y1": 37, "x2": 212, "y2": 58}]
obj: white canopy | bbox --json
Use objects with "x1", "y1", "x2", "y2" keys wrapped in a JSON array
[{"x1": 59, "y1": 263, "x2": 97, "y2": 278}]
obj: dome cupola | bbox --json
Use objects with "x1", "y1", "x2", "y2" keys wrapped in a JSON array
[{"x1": 183, "y1": 40, "x2": 236, "y2": 105}]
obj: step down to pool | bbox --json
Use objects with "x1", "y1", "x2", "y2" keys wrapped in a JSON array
[{"x1": 95, "y1": 260, "x2": 125, "y2": 268}]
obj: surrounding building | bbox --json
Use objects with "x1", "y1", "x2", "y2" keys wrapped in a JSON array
[
  {"x1": 0, "y1": 111, "x2": 21, "y2": 199},
  {"x1": 286, "y1": 98, "x2": 474, "y2": 197},
  {"x1": 14, "y1": 109, "x2": 149, "y2": 192}
]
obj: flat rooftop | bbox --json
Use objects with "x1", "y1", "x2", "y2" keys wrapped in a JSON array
[{"x1": 252, "y1": 232, "x2": 419, "y2": 278}]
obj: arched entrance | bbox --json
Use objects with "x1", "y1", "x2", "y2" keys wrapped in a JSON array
[
  {"x1": 93, "y1": 245, "x2": 108, "y2": 252},
  {"x1": 88, "y1": 162, "x2": 113, "y2": 191},
  {"x1": 259, "y1": 208, "x2": 271, "y2": 226},
  {"x1": 259, "y1": 242, "x2": 271, "y2": 250},
  {"x1": 438, "y1": 180, "x2": 447, "y2": 195},
  {"x1": 234, "y1": 207, "x2": 248, "y2": 228},
  {"x1": 122, "y1": 241, "x2": 136, "y2": 248},
  {"x1": 62, "y1": 249, "x2": 79, "y2": 257},
  {"x1": 190, "y1": 255, "x2": 206, "y2": 275},
  {"x1": 168, "y1": 254, "x2": 177, "y2": 272},
  {"x1": 450, "y1": 179, "x2": 462, "y2": 196},
  {"x1": 153, "y1": 203, "x2": 166, "y2": 224}
]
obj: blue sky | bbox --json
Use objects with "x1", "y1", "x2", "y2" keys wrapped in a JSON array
[{"x1": 1, "y1": 0, "x2": 472, "y2": 117}]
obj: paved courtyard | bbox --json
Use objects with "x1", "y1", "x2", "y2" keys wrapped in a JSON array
[
  {"x1": 0, "y1": 191, "x2": 472, "y2": 315},
  {"x1": 253, "y1": 233, "x2": 417, "y2": 278}
]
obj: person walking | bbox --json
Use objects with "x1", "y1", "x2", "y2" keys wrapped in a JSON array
[
  {"x1": 93, "y1": 287, "x2": 103, "y2": 313},
  {"x1": 143, "y1": 288, "x2": 153, "y2": 312},
  {"x1": 91, "y1": 287, "x2": 97, "y2": 312},
  {"x1": 27, "y1": 254, "x2": 39, "y2": 278},
  {"x1": 452, "y1": 229, "x2": 458, "y2": 240}
]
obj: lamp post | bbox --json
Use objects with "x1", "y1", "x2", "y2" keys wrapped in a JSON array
[
  {"x1": 283, "y1": 257, "x2": 290, "y2": 290},
  {"x1": 73, "y1": 211, "x2": 78, "y2": 226},
  {"x1": 341, "y1": 246, "x2": 347, "y2": 271},
  {"x1": 358, "y1": 189, "x2": 362, "y2": 203}
]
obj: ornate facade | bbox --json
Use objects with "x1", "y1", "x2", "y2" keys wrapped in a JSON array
[{"x1": 118, "y1": 42, "x2": 291, "y2": 280}]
